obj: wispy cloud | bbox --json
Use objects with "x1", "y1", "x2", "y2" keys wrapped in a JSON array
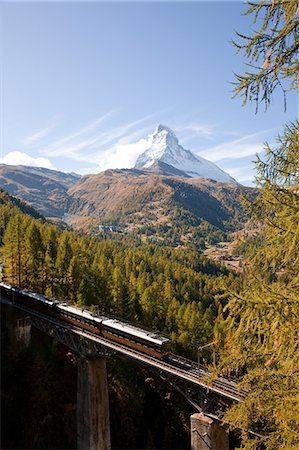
[
  {"x1": 224, "y1": 165, "x2": 256, "y2": 184},
  {"x1": 22, "y1": 125, "x2": 55, "y2": 146},
  {"x1": 90, "y1": 121, "x2": 214, "y2": 173},
  {"x1": 20, "y1": 111, "x2": 217, "y2": 172},
  {"x1": 0, "y1": 151, "x2": 54, "y2": 169},
  {"x1": 46, "y1": 111, "x2": 116, "y2": 151},
  {"x1": 176, "y1": 122, "x2": 214, "y2": 142},
  {"x1": 93, "y1": 138, "x2": 150, "y2": 173},
  {"x1": 197, "y1": 129, "x2": 274, "y2": 162},
  {"x1": 40, "y1": 112, "x2": 158, "y2": 164}
]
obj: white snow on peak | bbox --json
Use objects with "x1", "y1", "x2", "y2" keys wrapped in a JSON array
[{"x1": 135, "y1": 125, "x2": 236, "y2": 183}]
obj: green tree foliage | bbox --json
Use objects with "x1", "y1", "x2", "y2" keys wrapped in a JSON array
[
  {"x1": 2, "y1": 215, "x2": 26, "y2": 286},
  {"x1": 233, "y1": 0, "x2": 299, "y2": 111},
  {"x1": 55, "y1": 232, "x2": 73, "y2": 298},
  {"x1": 43, "y1": 227, "x2": 58, "y2": 297},
  {"x1": 24, "y1": 222, "x2": 44, "y2": 290},
  {"x1": 219, "y1": 2, "x2": 299, "y2": 447},
  {"x1": 0, "y1": 193, "x2": 236, "y2": 360},
  {"x1": 220, "y1": 123, "x2": 299, "y2": 449}
]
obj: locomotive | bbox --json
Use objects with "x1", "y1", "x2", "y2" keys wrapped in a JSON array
[{"x1": 0, "y1": 282, "x2": 170, "y2": 359}]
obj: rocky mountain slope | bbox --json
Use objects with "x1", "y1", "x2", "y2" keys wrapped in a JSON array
[
  {"x1": 67, "y1": 168, "x2": 255, "y2": 247},
  {"x1": 0, "y1": 164, "x2": 80, "y2": 217},
  {"x1": 135, "y1": 125, "x2": 236, "y2": 183}
]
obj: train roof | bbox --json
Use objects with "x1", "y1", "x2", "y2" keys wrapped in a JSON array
[
  {"x1": 102, "y1": 318, "x2": 170, "y2": 346},
  {"x1": 57, "y1": 303, "x2": 108, "y2": 324},
  {"x1": 57, "y1": 303, "x2": 99, "y2": 321},
  {"x1": 0, "y1": 283, "x2": 55, "y2": 305},
  {"x1": 57, "y1": 303, "x2": 169, "y2": 346},
  {"x1": 0, "y1": 281, "x2": 18, "y2": 291},
  {"x1": 24, "y1": 291, "x2": 54, "y2": 304}
]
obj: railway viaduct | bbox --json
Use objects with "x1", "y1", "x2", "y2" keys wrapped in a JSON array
[{"x1": 2, "y1": 295, "x2": 243, "y2": 450}]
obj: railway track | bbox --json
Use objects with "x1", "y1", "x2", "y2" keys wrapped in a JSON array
[
  {"x1": 167, "y1": 354, "x2": 247, "y2": 400},
  {"x1": 1, "y1": 295, "x2": 245, "y2": 403}
]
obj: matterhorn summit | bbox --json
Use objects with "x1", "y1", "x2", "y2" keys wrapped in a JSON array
[{"x1": 135, "y1": 125, "x2": 236, "y2": 183}]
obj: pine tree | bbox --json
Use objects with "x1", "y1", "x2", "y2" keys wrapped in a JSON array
[
  {"x1": 43, "y1": 227, "x2": 58, "y2": 297},
  {"x1": 24, "y1": 221, "x2": 44, "y2": 290},
  {"x1": 55, "y1": 232, "x2": 73, "y2": 299},
  {"x1": 220, "y1": 124, "x2": 299, "y2": 449},
  {"x1": 67, "y1": 255, "x2": 82, "y2": 303},
  {"x1": 2, "y1": 214, "x2": 25, "y2": 286},
  {"x1": 219, "y1": 3, "x2": 299, "y2": 446},
  {"x1": 92, "y1": 253, "x2": 113, "y2": 311},
  {"x1": 112, "y1": 266, "x2": 130, "y2": 318},
  {"x1": 233, "y1": 0, "x2": 299, "y2": 111}
]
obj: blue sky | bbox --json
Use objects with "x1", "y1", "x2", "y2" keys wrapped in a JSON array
[{"x1": 1, "y1": 1, "x2": 297, "y2": 185}]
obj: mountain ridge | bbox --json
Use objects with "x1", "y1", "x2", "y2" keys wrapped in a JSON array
[
  {"x1": 66, "y1": 168, "x2": 255, "y2": 247},
  {"x1": 135, "y1": 124, "x2": 236, "y2": 183},
  {"x1": 0, "y1": 163, "x2": 255, "y2": 247},
  {"x1": 0, "y1": 164, "x2": 80, "y2": 217}
]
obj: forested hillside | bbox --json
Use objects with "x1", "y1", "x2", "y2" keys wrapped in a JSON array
[
  {"x1": 0, "y1": 189, "x2": 238, "y2": 359},
  {"x1": 0, "y1": 189, "x2": 238, "y2": 447}
]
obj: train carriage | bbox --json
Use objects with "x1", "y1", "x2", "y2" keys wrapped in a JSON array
[
  {"x1": 101, "y1": 318, "x2": 170, "y2": 358},
  {"x1": 0, "y1": 282, "x2": 170, "y2": 359}
]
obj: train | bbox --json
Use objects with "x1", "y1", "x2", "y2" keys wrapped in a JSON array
[{"x1": 0, "y1": 282, "x2": 170, "y2": 359}]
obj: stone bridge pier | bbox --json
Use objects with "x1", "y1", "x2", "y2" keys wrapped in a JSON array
[
  {"x1": 15, "y1": 316, "x2": 31, "y2": 347},
  {"x1": 10, "y1": 306, "x2": 231, "y2": 450},
  {"x1": 191, "y1": 413, "x2": 229, "y2": 450},
  {"x1": 77, "y1": 356, "x2": 111, "y2": 450}
]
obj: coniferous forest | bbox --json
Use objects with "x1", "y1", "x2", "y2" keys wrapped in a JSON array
[
  {"x1": 0, "y1": 188, "x2": 235, "y2": 449},
  {"x1": 0, "y1": 189, "x2": 234, "y2": 360}
]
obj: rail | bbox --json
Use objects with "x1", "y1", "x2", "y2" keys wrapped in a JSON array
[{"x1": 1, "y1": 294, "x2": 246, "y2": 404}]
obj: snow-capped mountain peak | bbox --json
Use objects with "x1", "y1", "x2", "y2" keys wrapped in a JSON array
[
  {"x1": 135, "y1": 125, "x2": 236, "y2": 183},
  {"x1": 153, "y1": 124, "x2": 179, "y2": 147}
]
